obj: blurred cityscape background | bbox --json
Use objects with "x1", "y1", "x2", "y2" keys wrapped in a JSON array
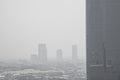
[
  {"x1": 0, "y1": 0, "x2": 86, "y2": 80},
  {"x1": 0, "y1": 43, "x2": 86, "y2": 80}
]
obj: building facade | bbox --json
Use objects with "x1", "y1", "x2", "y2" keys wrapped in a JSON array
[
  {"x1": 86, "y1": 0, "x2": 120, "y2": 80},
  {"x1": 30, "y1": 54, "x2": 38, "y2": 63},
  {"x1": 56, "y1": 49, "x2": 63, "y2": 61},
  {"x1": 38, "y1": 44, "x2": 47, "y2": 63},
  {"x1": 72, "y1": 45, "x2": 78, "y2": 61}
]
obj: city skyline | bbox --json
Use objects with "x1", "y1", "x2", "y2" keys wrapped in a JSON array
[
  {"x1": 0, "y1": 0, "x2": 86, "y2": 60},
  {"x1": 0, "y1": 0, "x2": 87, "y2": 80},
  {"x1": 30, "y1": 44, "x2": 80, "y2": 62}
]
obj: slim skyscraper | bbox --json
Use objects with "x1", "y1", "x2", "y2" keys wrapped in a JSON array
[
  {"x1": 72, "y1": 45, "x2": 78, "y2": 60},
  {"x1": 38, "y1": 44, "x2": 47, "y2": 63},
  {"x1": 56, "y1": 49, "x2": 63, "y2": 61},
  {"x1": 86, "y1": 0, "x2": 120, "y2": 80},
  {"x1": 30, "y1": 54, "x2": 38, "y2": 63}
]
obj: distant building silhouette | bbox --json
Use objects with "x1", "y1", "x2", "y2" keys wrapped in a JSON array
[
  {"x1": 38, "y1": 44, "x2": 47, "y2": 63},
  {"x1": 30, "y1": 54, "x2": 38, "y2": 63},
  {"x1": 86, "y1": 0, "x2": 120, "y2": 80},
  {"x1": 72, "y1": 45, "x2": 78, "y2": 60},
  {"x1": 56, "y1": 49, "x2": 63, "y2": 61}
]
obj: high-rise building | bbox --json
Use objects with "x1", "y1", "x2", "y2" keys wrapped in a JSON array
[
  {"x1": 86, "y1": 0, "x2": 120, "y2": 80},
  {"x1": 56, "y1": 49, "x2": 63, "y2": 61},
  {"x1": 38, "y1": 44, "x2": 47, "y2": 63},
  {"x1": 72, "y1": 45, "x2": 78, "y2": 60},
  {"x1": 30, "y1": 54, "x2": 38, "y2": 63}
]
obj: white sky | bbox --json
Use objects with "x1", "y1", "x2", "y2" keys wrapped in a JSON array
[{"x1": 0, "y1": 0, "x2": 86, "y2": 60}]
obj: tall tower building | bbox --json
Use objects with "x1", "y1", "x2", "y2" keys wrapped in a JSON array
[
  {"x1": 56, "y1": 49, "x2": 63, "y2": 61},
  {"x1": 86, "y1": 0, "x2": 120, "y2": 80},
  {"x1": 72, "y1": 45, "x2": 78, "y2": 60},
  {"x1": 38, "y1": 44, "x2": 47, "y2": 63},
  {"x1": 30, "y1": 54, "x2": 38, "y2": 63}
]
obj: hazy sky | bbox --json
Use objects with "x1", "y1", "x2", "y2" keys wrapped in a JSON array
[{"x1": 0, "y1": 0, "x2": 86, "y2": 60}]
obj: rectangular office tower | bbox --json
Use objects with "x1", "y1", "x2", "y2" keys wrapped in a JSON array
[
  {"x1": 38, "y1": 44, "x2": 47, "y2": 63},
  {"x1": 56, "y1": 49, "x2": 63, "y2": 61},
  {"x1": 86, "y1": 0, "x2": 120, "y2": 80},
  {"x1": 72, "y1": 45, "x2": 78, "y2": 60}
]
